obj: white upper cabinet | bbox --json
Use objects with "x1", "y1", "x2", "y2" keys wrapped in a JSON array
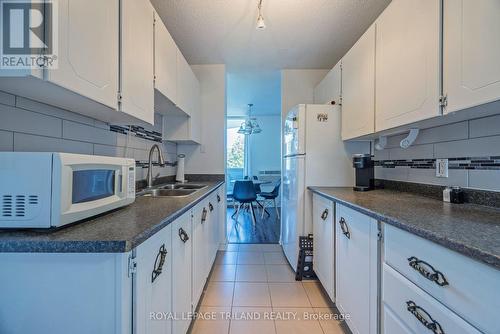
[
  {"x1": 375, "y1": 0, "x2": 441, "y2": 132},
  {"x1": 443, "y1": 0, "x2": 500, "y2": 114},
  {"x1": 120, "y1": 0, "x2": 155, "y2": 125},
  {"x1": 48, "y1": 0, "x2": 118, "y2": 110},
  {"x1": 189, "y1": 75, "x2": 202, "y2": 143},
  {"x1": 314, "y1": 61, "x2": 341, "y2": 105},
  {"x1": 341, "y1": 25, "x2": 376, "y2": 140},
  {"x1": 154, "y1": 12, "x2": 178, "y2": 109},
  {"x1": 176, "y1": 51, "x2": 193, "y2": 116}
]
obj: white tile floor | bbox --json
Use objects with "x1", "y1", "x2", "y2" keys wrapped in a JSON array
[{"x1": 190, "y1": 244, "x2": 347, "y2": 334}]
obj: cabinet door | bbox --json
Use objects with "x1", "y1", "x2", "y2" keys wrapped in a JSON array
[
  {"x1": 120, "y1": 0, "x2": 154, "y2": 124},
  {"x1": 176, "y1": 51, "x2": 192, "y2": 116},
  {"x1": 443, "y1": 0, "x2": 500, "y2": 113},
  {"x1": 154, "y1": 14, "x2": 178, "y2": 105},
  {"x1": 217, "y1": 187, "x2": 226, "y2": 247},
  {"x1": 314, "y1": 62, "x2": 341, "y2": 105},
  {"x1": 207, "y1": 194, "x2": 218, "y2": 265},
  {"x1": 189, "y1": 75, "x2": 202, "y2": 143},
  {"x1": 192, "y1": 200, "x2": 209, "y2": 307},
  {"x1": 335, "y1": 204, "x2": 378, "y2": 334},
  {"x1": 312, "y1": 194, "x2": 334, "y2": 300},
  {"x1": 375, "y1": 0, "x2": 441, "y2": 131},
  {"x1": 48, "y1": 0, "x2": 118, "y2": 109},
  {"x1": 134, "y1": 225, "x2": 172, "y2": 334},
  {"x1": 171, "y1": 211, "x2": 192, "y2": 334},
  {"x1": 341, "y1": 25, "x2": 375, "y2": 140}
]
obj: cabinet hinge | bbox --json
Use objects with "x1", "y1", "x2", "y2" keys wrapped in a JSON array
[
  {"x1": 339, "y1": 95, "x2": 343, "y2": 107},
  {"x1": 128, "y1": 256, "x2": 137, "y2": 277},
  {"x1": 117, "y1": 92, "x2": 123, "y2": 103},
  {"x1": 377, "y1": 231, "x2": 383, "y2": 241},
  {"x1": 439, "y1": 94, "x2": 448, "y2": 108}
]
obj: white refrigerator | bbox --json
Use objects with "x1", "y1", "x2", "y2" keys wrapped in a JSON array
[{"x1": 281, "y1": 104, "x2": 370, "y2": 270}]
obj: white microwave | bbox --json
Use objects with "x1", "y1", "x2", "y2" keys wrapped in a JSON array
[{"x1": 0, "y1": 152, "x2": 136, "y2": 229}]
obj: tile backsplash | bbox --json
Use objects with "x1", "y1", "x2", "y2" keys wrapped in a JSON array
[
  {"x1": 373, "y1": 114, "x2": 500, "y2": 192},
  {"x1": 0, "y1": 90, "x2": 177, "y2": 181}
]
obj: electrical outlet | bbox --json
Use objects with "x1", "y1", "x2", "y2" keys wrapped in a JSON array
[{"x1": 436, "y1": 158, "x2": 449, "y2": 178}]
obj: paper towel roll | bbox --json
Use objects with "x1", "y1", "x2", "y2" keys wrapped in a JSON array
[{"x1": 176, "y1": 154, "x2": 185, "y2": 183}]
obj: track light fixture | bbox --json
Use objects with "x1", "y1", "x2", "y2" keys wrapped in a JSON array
[{"x1": 256, "y1": 0, "x2": 266, "y2": 29}]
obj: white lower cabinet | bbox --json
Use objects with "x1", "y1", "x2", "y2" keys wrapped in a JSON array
[
  {"x1": 191, "y1": 191, "x2": 222, "y2": 308},
  {"x1": 384, "y1": 224, "x2": 500, "y2": 334},
  {"x1": 335, "y1": 203, "x2": 378, "y2": 334},
  {"x1": 0, "y1": 252, "x2": 132, "y2": 334},
  {"x1": 312, "y1": 193, "x2": 335, "y2": 300},
  {"x1": 0, "y1": 187, "x2": 225, "y2": 334},
  {"x1": 382, "y1": 264, "x2": 481, "y2": 334},
  {"x1": 134, "y1": 224, "x2": 172, "y2": 334},
  {"x1": 207, "y1": 193, "x2": 219, "y2": 265},
  {"x1": 192, "y1": 199, "x2": 209, "y2": 306},
  {"x1": 171, "y1": 209, "x2": 194, "y2": 334}
]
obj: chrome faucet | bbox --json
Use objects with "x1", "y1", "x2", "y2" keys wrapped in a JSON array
[{"x1": 147, "y1": 144, "x2": 165, "y2": 188}]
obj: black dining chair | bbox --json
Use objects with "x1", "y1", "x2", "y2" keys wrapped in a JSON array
[
  {"x1": 259, "y1": 180, "x2": 281, "y2": 219},
  {"x1": 231, "y1": 180, "x2": 258, "y2": 224}
]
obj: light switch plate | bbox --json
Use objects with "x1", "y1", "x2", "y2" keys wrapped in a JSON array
[{"x1": 436, "y1": 158, "x2": 449, "y2": 178}]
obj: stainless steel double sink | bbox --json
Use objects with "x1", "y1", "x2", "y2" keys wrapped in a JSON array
[{"x1": 138, "y1": 183, "x2": 207, "y2": 198}]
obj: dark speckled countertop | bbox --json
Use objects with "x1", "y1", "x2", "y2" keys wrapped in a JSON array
[
  {"x1": 0, "y1": 181, "x2": 224, "y2": 253},
  {"x1": 309, "y1": 187, "x2": 500, "y2": 270}
]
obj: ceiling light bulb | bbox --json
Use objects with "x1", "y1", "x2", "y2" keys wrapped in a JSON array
[{"x1": 256, "y1": 14, "x2": 266, "y2": 29}]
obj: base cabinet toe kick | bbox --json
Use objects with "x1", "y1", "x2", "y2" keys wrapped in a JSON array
[
  {"x1": 0, "y1": 185, "x2": 226, "y2": 334},
  {"x1": 311, "y1": 194, "x2": 499, "y2": 334}
]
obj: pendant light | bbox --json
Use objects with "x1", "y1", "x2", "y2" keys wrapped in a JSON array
[
  {"x1": 237, "y1": 104, "x2": 262, "y2": 135},
  {"x1": 256, "y1": 0, "x2": 266, "y2": 29}
]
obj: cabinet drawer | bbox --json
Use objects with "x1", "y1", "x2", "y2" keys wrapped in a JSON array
[
  {"x1": 385, "y1": 224, "x2": 500, "y2": 334},
  {"x1": 383, "y1": 264, "x2": 481, "y2": 334}
]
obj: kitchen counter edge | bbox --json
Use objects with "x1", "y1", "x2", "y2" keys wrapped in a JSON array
[
  {"x1": 308, "y1": 186, "x2": 500, "y2": 270},
  {"x1": 0, "y1": 181, "x2": 225, "y2": 254}
]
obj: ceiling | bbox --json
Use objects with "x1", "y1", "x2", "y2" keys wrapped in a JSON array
[{"x1": 151, "y1": 0, "x2": 391, "y2": 71}]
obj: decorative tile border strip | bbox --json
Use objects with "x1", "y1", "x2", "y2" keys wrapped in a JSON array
[
  {"x1": 110, "y1": 125, "x2": 163, "y2": 143},
  {"x1": 375, "y1": 157, "x2": 500, "y2": 170}
]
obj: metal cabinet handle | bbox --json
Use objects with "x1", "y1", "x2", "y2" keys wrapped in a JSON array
[
  {"x1": 201, "y1": 207, "x2": 208, "y2": 223},
  {"x1": 151, "y1": 244, "x2": 168, "y2": 283},
  {"x1": 339, "y1": 217, "x2": 351, "y2": 239},
  {"x1": 178, "y1": 228, "x2": 189, "y2": 243},
  {"x1": 217, "y1": 194, "x2": 221, "y2": 203},
  {"x1": 320, "y1": 209, "x2": 329, "y2": 220},
  {"x1": 408, "y1": 257, "x2": 449, "y2": 287},
  {"x1": 209, "y1": 202, "x2": 214, "y2": 212},
  {"x1": 406, "y1": 301, "x2": 445, "y2": 334}
]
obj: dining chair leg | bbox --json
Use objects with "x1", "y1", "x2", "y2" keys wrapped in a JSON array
[
  {"x1": 234, "y1": 203, "x2": 241, "y2": 220},
  {"x1": 231, "y1": 202, "x2": 239, "y2": 219},
  {"x1": 250, "y1": 203, "x2": 257, "y2": 225},
  {"x1": 273, "y1": 198, "x2": 280, "y2": 219},
  {"x1": 261, "y1": 200, "x2": 266, "y2": 219}
]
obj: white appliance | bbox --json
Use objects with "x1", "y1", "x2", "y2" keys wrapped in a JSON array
[
  {"x1": 0, "y1": 152, "x2": 136, "y2": 229},
  {"x1": 281, "y1": 104, "x2": 370, "y2": 269}
]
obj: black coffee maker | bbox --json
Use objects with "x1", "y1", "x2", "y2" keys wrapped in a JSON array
[{"x1": 353, "y1": 154, "x2": 374, "y2": 191}]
